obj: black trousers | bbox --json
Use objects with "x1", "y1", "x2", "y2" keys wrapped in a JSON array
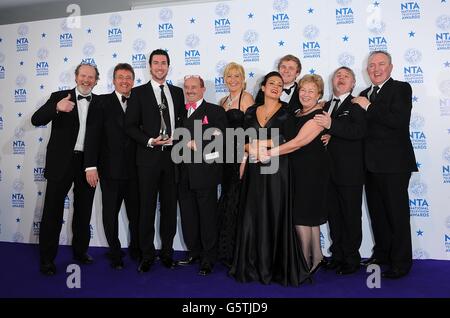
[
  {"x1": 137, "y1": 152, "x2": 177, "y2": 260},
  {"x1": 327, "y1": 181, "x2": 363, "y2": 266},
  {"x1": 365, "y1": 171, "x2": 412, "y2": 272},
  {"x1": 39, "y1": 152, "x2": 95, "y2": 263},
  {"x1": 100, "y1": 177, "x2": 139, "y2": 258},
  {"x1": 178, "y1": 168, "x2": 219, "y2": 265}
]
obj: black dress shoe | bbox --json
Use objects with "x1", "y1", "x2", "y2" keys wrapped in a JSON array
[
  {"x1": 336, "y1": 264, "x2": 360, "y2": 275},
  {"x1": 177, "y1": 256, "x2": 200, "y2": 266},
  {"x1": 160, "y1": 257, "x2": 177, "y2": 269},
  {"x1": 110, "y1": 258, "x2": 124, "y2": 270},
  {"x1": 74, "y1": 253, "x2": 94, "y2": 264},
  {"x1": 137, "y1": 259, "x2": 154, "y2": 273},
  {"x1": 309, "y1": 258, "x2": 327, "y2": 275},
  {"x1": 381, "y1": 268, "x2": 409, "y2": 279},
  {"x1": 360, "y1": 257, "x2": 386, "y2": 266},
  {"x1": 40, "y1": 261, "x2": 56, "y2": 276},
  {"x1": 324, "y1": 259, "x2": 343, "y2": 271},
  {"x1": 198, "y1": 263, "x2": 213, "y2": 276}
]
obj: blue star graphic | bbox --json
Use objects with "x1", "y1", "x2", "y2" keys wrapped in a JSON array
[
  {"x1": 248, "y1": 13, "x2": 254, "y2": 19},
  {"x1": 38, "y1": 137, "x2": 43, "y2": 142},
  {"x1": 112, "y1": 53, "x2": 117, "y2": 58},
  {"x1": 412, "y1": 96, "x2": 418, "y2": 102},
  {"x1": 342, "y1": 35, "x2": 349, "y2": 42},
  {"x1": 137, "y1": 22, "x2": 142, "y2": 28},
  {"x1": 38, "y1": 191, "x2": 42, "y2": 196},
  {"x1": 17, "y1": 165, "x2": 21, "y2": 170},
  {"x1": 409, "y1": 31, "x2": 415, "y2": 37},
  {"x1": 40, "y1": 84, "x2": 44, "y2": 90},
  {"x1": 373, "y1": 1, "x2": 380, "y2": 7},
  {"x1": 190, "y1": 18, "x2": 196, "y2": 24},
  {"x1": 220, "y1": 44, "x2": 226, "y2": 51},
  {"x1": 41, "y1": 33, "x2": 46, "y2": 38},
  {"x1": 18, "y1": 112, "x2": 22, "y2": 117},
  {"x1": 309, "y1": 69, "x2": 316, "y2": 74},
  {"x1": 416, "y1": 162, "x2": 421, "y2": 169},
  {"x1": 19, "y1": 61, "x2": 24, "y2": 66},
  {"x1": 416, "y1": 230, "x2": 424, "y2": 236},
  {"x1": 87, "y1": 28, "x2": 92, "y2": 34},
  {"x1": 308, "y1": 8, "x2": 314, "y2": 14},
  {"x1": 249, "y1": 72, "x2": 255, "y2": 78},
  {"x1": 278, "y1": 40, "x2": 285, "y2": 46},
  {"x1": 16, "y1": 218, "x2": 21, "y2": 223},
  {"x1": 444, "y1": 61, "x2": 450, "y2": 67},
  {"x1": 441, "y1": 0, "x2": 446, "y2": 3},
  {"x1": 136, "y1": 79, "x2": 142, "y2": 84},
  {"x1": 64, "y1": 57, "x2": 68, "y2": 62}
]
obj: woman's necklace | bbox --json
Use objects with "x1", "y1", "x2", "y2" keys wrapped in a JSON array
[{"x1": 226, "y1": 92, "x2": 239, "y2": 110}]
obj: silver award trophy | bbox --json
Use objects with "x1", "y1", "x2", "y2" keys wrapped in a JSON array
[{"x1": 158, "y1": 103, "x2": 169, "y2": 140}]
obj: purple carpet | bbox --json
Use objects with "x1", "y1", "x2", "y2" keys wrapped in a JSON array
[{"x1": 1, "y1": 242, "x2": 449, "y2": 298}]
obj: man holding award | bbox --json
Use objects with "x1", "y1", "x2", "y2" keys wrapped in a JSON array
[{"x1": 125, "y1": 49, "x2": 186, "y2": 272}]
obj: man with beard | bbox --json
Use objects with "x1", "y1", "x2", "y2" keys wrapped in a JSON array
[{"x1": 32, "y1": 63, "x2": 100, "y2": 275}]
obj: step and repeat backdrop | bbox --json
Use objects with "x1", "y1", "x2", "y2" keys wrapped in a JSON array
[{"x1": 0, "y1": 0, "x2": 449, "y2": 259}]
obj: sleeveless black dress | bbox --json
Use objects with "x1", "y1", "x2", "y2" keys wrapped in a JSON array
[
  {"x1": 217, "y1": 91, "x2": 245, "y2": 267},
  {"x1": 229, "y1": 105, "x2": 310, "y2": 286}
]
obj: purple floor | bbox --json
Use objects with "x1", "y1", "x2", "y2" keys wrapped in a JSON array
[{"x1": 1, "y1": 242, "x2": 449, "y2": 298}]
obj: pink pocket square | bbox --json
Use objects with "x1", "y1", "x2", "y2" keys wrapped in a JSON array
[{"x1": 202, "y1": 115, "x2": 209, "y2": 125}]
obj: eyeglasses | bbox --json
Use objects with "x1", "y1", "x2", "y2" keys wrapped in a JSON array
[{"x1": 184, "y1": 75, "x2": 202, "y2": 80}]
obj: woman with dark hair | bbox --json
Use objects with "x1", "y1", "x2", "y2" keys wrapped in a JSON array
[{"x1": 229, "y1": 71, "x2": 310, "y2": 286}]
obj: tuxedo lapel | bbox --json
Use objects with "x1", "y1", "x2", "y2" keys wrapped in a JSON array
[
  {"x1": 70, "y1": 88, "x2": 80, "y2": 125},
  {"x1": 334, "y1": 95, "x2": 353, "y2": 116},
  {"x1": 110, "y1": 93, "x2": 125, "y2": 128}
]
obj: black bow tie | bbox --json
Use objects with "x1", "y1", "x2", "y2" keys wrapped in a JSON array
[
  {"x1": 77, "y1": 94, "x2": 92, "y2": 102},
  {"x1": 121, "y1": 95, "x2": 129, "y2": 103},
  {"x1": 283, "y1": 85, "x2": 295, "y2": 95}
]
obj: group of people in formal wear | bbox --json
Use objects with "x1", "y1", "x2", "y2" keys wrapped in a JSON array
[{"x1": 33, "y1": 49, "x2": 417, "y2": 285}]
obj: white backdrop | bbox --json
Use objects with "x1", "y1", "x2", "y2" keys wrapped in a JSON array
[{"x1": 0, "y1": 0, "x2": 449, "y2": 260}]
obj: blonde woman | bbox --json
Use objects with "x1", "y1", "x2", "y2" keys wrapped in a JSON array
[{"x1": 217, "y1": 62, "x2": 254, "y2": 267}]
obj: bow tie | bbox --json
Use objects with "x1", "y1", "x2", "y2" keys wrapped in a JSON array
[
  {"x1": 77, "y1": 94, "x2": 92, "y2": 102},
  {"x1": 121, "y1": 95, "x2": 129, "y2": 103},
  {"x1": 283, "y1": 85, "x2": 295, "y2": 95},
  {"x1": 185, "y1": 102, "x2": 197, "y2": 110}
]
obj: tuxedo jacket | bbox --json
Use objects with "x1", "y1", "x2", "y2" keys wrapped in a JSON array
[
  {"x1": 31, "y1": 88, "x2": 99, "y2": 181},
  {"x1": 324, "y1": 94, "x2": 367, "y2": 186},
  {"x1": 84, "y1": 92, "x2": 137, "y2": 180},
  {"x1": 180, "y1": 101, "x2": 227, "y2": 190},
  {"x1": 255, "y1": 84, "x2": 301, "y2": 114},
  {"x1": 124, "y1": 81, "x2": 185, "y2": 167},
  {"x1": 359, "y1": 78, "x2": 417, "y2": 173}
]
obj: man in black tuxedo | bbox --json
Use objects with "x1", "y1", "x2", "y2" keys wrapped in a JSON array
[
  {"x1": 31, "y1": 63, "x2": 100, "y2": 275},
  {"x1": 352, "y1": 51, "x2": 418, "y2": 279},
  {"x1": 314, "y1": 66, "x2": 366, "y2": 275},
  {"x1": 84, "y1": 63, "x2": 140, "y2": 270},
  {"x1": 176, "y1": 75, "x2": 227, "y2": 275},
  {"x1": 255, "y1": 54, "x2": 302, "y2": 114},
  {"x1": 125, "y1": 49, "x2": 185, "y2": 272}
]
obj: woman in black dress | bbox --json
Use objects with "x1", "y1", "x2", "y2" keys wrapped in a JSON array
[
  {"x1": 217, "y1": 62, "x2": 254, "y2": 267},
  {"x1": 229, "y1": 71, "x2": 310, "y2": 286},
  {"x1": 266, "y1": 74, "x2": 330, "y2": 273}
]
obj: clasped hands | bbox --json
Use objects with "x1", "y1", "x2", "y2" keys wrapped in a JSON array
[{"x1": 248, "y1": 140, "x2": 271, "y2": 163}]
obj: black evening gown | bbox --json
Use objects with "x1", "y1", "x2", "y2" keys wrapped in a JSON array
[
  {"x1": 229, "y1": 105, "x2": 310, "y2": 286},
  {"x1": 217, "y1": 98, "x2": 245, "y2": 266},
  {"x1": 287, "y1": 109, "x2": 330, "y2": 226}
]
